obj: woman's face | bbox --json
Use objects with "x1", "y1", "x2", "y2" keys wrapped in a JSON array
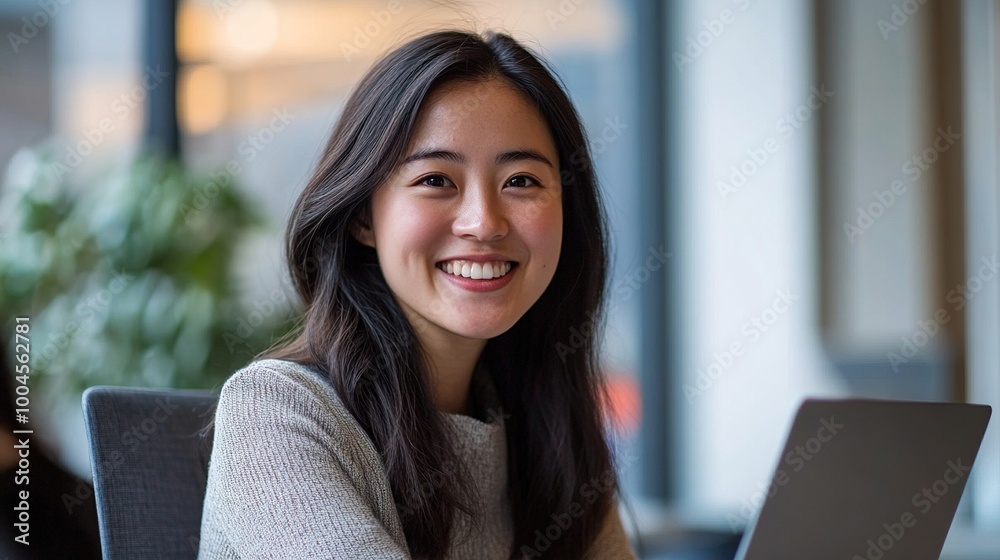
[{"x1": 354, "y1": 78, "x2": 563, "y2": 344}]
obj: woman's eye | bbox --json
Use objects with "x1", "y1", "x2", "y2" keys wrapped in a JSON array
[
  {"x1": 506, "y1": 175, "x2": 538, "y2": 188},
  {"x1": 418, "y1": 174, "x2": 452, "y2": 188}
]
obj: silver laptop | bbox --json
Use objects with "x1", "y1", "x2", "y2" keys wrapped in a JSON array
[{"x1": 734, "y1": 399, "x2": 992, "y2": 560}]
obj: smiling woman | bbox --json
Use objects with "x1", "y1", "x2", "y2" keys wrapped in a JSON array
[
  {"x1": 352, "y1": 78, "x2": 564, "y2": 416},
  {"x1": 197, "y1": 30, "x2": 636, "y2": 560}
]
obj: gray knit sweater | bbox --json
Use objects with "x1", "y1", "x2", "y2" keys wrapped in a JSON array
[{"x1": 197, "y1": 359, "x2": 637, "y2": 559}]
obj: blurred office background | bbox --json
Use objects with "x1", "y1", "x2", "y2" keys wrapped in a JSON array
[{"x1": 1, "y1": 0, "x2": 998, "y2": 558}]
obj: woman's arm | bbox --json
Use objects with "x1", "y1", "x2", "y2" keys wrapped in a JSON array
[{"x1": 198, "y1": 362, "x2": 411, "y2": 559}]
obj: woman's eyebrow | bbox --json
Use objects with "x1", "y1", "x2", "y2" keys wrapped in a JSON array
[
  {"x1": 496, "y1": 149, "x2": 554, "y2": 168},
  {"x1": 402, "y1": 149, "x2": 465, "y2": 165},
  {"x1": 401, "y1": 148, "x2": 554, "y2": 168}
]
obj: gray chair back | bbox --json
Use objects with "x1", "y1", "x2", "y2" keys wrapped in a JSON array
[{"x1": 82, "y1": 386, "x2": 217, "y2": 560}]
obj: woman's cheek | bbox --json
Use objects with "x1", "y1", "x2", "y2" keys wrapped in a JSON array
[
  {"x1": 518, "y1": 200, "x2": 562, "y2": 267},
  {"x1": 517, "y1": 186, "x2": 560, "y2": 225},
  {"x1": 386, "y1": 199, "x2": 447, "y2": 248}
]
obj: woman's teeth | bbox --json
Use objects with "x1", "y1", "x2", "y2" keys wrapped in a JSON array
[{"x1": 438, "y1": 260, "x2": 513, "y2": 280}]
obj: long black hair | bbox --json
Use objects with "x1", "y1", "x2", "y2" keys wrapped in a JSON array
[{"x1": 269, "y1": 30, "x2": 617, "y2": 559}]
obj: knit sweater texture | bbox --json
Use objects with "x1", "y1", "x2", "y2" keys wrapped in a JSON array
[{"x1": 197, "y1": 359, "x2": 637, "y2": 559}]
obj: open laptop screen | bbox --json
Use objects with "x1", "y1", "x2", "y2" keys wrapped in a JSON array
[{"x1": 736, "y1": 399, "x2": 991, "y2": 560}]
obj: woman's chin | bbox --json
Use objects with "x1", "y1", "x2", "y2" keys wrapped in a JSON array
[{"x1": 446, "y1": 320, "x2": 517, "y2": 342}]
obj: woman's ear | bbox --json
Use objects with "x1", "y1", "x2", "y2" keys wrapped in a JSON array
[{"x1": 350, "y1": 215, "x2": 376, "y2": 248}]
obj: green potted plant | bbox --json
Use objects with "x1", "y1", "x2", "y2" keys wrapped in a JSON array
[{"x1": 0, "y1": 147, "x2": 296, "y2": 397}]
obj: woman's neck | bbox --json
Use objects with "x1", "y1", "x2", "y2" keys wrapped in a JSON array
[{"x1": 419, "y1": 330, "x2": 486, "y2": 416}]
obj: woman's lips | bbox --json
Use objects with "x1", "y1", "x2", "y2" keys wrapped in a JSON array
[
  {"x1": 436, "y1": 260, "x2": 515, "y2": 280},
  {"x1": 435, "y1": 261, "x2": 518, "y2": 292}
]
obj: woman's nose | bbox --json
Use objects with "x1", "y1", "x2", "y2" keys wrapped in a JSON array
[{"x1": 452, "y1": 188, "x2": 508, "y2": 241}]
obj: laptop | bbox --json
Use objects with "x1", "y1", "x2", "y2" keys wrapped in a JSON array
[{"x1": 734, "y1": 398, "x2": 992, "y2": 560}]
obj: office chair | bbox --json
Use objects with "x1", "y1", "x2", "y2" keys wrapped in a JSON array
[{"x1": 82, "y1": 386, "x2": 218, "y2": 560}]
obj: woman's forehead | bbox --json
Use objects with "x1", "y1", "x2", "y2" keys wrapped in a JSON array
[{"x1": 407, "y1": 79, "x2": 559, "y2": 162}]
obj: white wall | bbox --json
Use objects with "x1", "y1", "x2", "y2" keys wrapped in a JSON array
[
  {"x1": 673, "y1": 0, "x2": 845, "y2": 523},
  {"x1": 52, "y1": 0, "x2": 143, "y2": 179},
  {"x1": 825, "y1": 0, "x2": 934, "y2": 353},
  {"x1": 962, "y1": 0, "x2": 1000, "y2": 531}
]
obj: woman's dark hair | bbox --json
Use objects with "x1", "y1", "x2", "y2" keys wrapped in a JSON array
[{"x1": 269, "y1": 30, "x2": 617, "y2": 559}]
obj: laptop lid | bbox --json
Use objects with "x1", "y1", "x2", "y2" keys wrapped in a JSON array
[{"x1": 734, "y1": 399, "x2": 992, "y2": 560}]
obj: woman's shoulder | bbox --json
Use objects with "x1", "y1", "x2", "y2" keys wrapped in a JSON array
[
  {"x1": 201, "y1": 359, "x2": 409, "y2": 557},
  {"x1": 215, "y1": 358, "x2": 365, "y2": 444},
  {"x1": 220, "y1": 358, "x2": 333, "y2": 406},
  {"x1": 222, "y1": 357, "x2": 328, "y2": 392},
  {"x1": 212, "y1": 358, "x2": 394, "y2": 490}
]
